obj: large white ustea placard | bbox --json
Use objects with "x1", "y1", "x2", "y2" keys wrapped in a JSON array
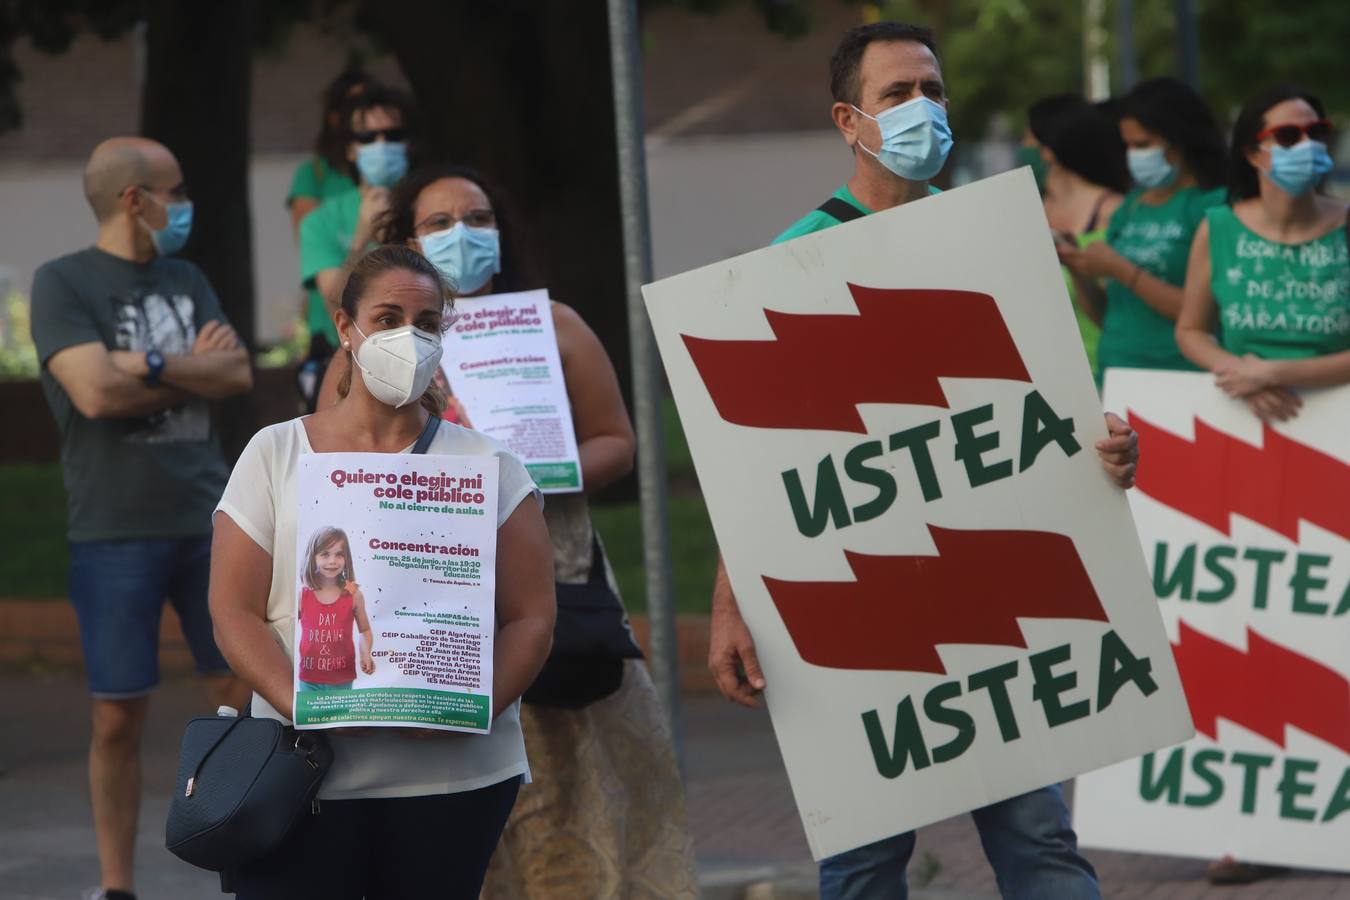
[
  {"x1": 643, "y1": 169, "x2": 1193, "y2": 859},
  {"x1": 1075, "y1": 371, "x2": 1350, "y2": 872}
]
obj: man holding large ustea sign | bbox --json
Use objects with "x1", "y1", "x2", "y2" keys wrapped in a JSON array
[{"x1": 700, "y1": 22, "x2": 1148, "y2": 900}]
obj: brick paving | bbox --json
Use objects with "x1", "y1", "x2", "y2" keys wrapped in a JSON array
[{"x1": 2, "y1": 671, "x2": 1346, "y2": 899}]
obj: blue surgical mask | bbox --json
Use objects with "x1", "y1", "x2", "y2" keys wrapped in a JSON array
[
  {"x1": 355, "y1": 141, "x2": 408, "y2": 189},
  {"x1": 852, "y1": 96, "x2": 953, "y2": 181},
  {"x1": 1127, "y1": 146, "x2": 1177, "y2": 189},
  {"x1": 1267, "y1": 140, "x2": 1333, "y2": 197},
  {"x1": 419, "y1": 223, "x2": 501, "y2": 295},
  {"x1": 143, "y1": 200, "x2": 193, "y2": 257}
]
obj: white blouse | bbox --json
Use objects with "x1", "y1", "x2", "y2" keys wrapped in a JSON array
[{"x1": 215, "y1": 417, "x2": 541, "y2": 799}]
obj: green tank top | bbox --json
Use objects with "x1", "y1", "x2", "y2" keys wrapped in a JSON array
[
  {"x1": 1097, "y1": 186, "x2": 1225, "y2": 373},
  {"x1": 1206, "y1": 205, "x2": 1350, "y2": 359}
]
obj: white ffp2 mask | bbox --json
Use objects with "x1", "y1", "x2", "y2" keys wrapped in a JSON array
[{"x1": 351, "y1": 324, "x2": 443, "y2": 408}]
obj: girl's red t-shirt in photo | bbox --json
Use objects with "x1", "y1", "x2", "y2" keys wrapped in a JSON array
[{"x1": 298, "y1": 586, "x2": 357, "y2": 684}]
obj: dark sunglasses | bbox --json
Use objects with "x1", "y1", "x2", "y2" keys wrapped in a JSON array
[
  {"x1": 353, "y1": 127, "x2": 407, "y2": 144},
  {"x1": 1255, "y1": 119, "x2": 1334, "y2": 148}
]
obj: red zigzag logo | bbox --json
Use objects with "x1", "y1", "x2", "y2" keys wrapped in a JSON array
[
  {"x1": 762, "y1": 526, "x2": 1108, "y2": 674},
  {"x1": 681, "y1": 284, "x2": 1031, "y2": 434},
  {"x1": 1172, "y1": 621, "x2": 1350, "y2": 754},
  {"x1": 1130, "y1": 412, "x2": 1350, "y2": 543}
]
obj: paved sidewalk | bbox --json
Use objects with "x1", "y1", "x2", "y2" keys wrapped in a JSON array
[{"x1": 2, "y1": 672, "x2": 1347, "y2": 899}]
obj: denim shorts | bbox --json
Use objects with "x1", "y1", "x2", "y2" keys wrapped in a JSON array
[{"x1": 69, "y1": 535, "x2": 231, "y2": 698}]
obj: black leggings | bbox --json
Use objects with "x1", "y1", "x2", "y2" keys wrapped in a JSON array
[{"x1": 234, "y1": 776, "x2": 521, "y2": 900}]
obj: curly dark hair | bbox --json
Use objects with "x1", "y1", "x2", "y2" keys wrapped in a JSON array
[
  {"x1": 376, "y1": 164, "x2": 540, "y2": 293},
  {"x1": 315, "y1": 66, "x2": 378, "y2": 175}
]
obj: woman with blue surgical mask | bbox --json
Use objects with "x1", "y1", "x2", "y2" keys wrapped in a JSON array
[
  {"x1": 298, "y1": 82, "x2": 419, "y2": 407},
  {"x1": 1176, "y1": 85, "x2": 1349, "y2": 433},
  {"x1": 1058, "y1": 77, "x2": 1227, "y2": 381}
]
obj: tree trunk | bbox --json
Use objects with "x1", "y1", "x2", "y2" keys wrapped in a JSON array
[
  {"x1": 141, "y1": 0, "x2": 258, "y2": 461},
  {"x1": 372, "y1": 0, "x2": 633, "y2": 407}
]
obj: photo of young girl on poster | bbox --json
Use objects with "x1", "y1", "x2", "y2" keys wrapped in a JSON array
[{"x1": 297, "y1": 526, "x2": 375, "y2": 691}]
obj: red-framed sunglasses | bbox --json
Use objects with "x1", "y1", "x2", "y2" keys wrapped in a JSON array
[{"x1": 1256, "y1": 119, "x2": 1334, "y2": 148}]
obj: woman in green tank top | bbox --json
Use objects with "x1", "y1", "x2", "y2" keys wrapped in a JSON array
[
  {"x1": 1026, "y1": 93, "x2": 1128, "y2": 379},
  {"x1": 1059, "y1": 78, "x2": 1227, "y2": 379},
  {"x1": 1177, "y1": 85, "x2": 1349, "y2": 425}
]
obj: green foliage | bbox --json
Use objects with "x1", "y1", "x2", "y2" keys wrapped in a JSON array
[
  {"x1": 0, "y1": 289, "x2": 38, "y2": 379},
  {"x1": 0, "y1": 463, "x2": 68, "y2": 597},
  {"x1": 877, "y1": 0, "x2": 1348, "y2": 139},
  {"x1": 879, "y1": 0, "x2": 1084, "y2": 140},
  {"x1": 1167, "y1": 0, "x2": 1348, "y2": 116}
]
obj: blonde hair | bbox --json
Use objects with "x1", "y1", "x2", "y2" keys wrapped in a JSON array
[{"x1": 302, "y1": 526, "x2": 356, "y2": 592}]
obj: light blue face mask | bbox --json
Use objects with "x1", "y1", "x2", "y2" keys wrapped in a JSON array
[
  {"x1": 1127, "y1": 146, "x2": 1177, "y2": 189},
  {"x1": 1267, "y1": 140, "x2": 1334, "y2": 197},
  {"x1": 419, "y1": 223, "x2": 501, "y2": 295},
  {"x1": 355, "y1": 141, "x2": 409, "y2": 189},
  {"x1": 144, "y1": 199, "x2": 193, "y2": 257},
  {"x1": 851, "y1": 96, "x2": 953, "y2": 181}
]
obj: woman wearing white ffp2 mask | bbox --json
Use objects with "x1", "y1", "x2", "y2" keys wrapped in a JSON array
[
  {"x1": 208, "y1": 243, "x2": 555, "y2": 898},
  {"x1": 348, "y1": 321, "x2": 442, "y2": 408}
]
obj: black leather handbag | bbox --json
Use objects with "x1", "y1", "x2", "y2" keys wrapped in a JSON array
[
  {"x1": 164, "y1": 416, "x2": 444, "y2": 875},
  {"x1": 165, "y1": 712, "x2": 333, "y2": 872},
  {"x1": 523, "y1": 536, "x2": 645, "y2": 709}
]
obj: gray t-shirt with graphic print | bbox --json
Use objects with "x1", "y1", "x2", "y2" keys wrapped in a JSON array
[{"x1": 30, "y1": 247, "x2": 232, "y2": 541}]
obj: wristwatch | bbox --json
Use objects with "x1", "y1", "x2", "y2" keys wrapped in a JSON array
[{"x1": 144, "y1": 349, "x2": 166, "y2": 387}]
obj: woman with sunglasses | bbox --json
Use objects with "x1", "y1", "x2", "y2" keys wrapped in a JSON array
[
  {"x1": 318, "y1": 164, "x2": 700, "y2": 897},
  {"x1": 1175, "y1": 86, "x2": 1346, "y2": 885},
  {"x1": 1058, "y1": 77, "x2": 1227, "y2": 381},
  {"x1": 297, "y1": 81, "x2": 417, "y2": 387},
  {"x1": 1176, "y1": 85, "x2": 1348, "y2": 427}
]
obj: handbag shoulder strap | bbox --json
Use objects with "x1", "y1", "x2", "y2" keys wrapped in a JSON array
[
  {"x1": 817, "y1": 195, "x2": 867, "y2": 225},
  {"x1": 411, "y1": 414, "x2": 441, "y2": 454}
]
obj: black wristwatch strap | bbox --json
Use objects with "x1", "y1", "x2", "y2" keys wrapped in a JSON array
[{"x1": 145, "y1": 350, "x2": 166, "y2": 387}]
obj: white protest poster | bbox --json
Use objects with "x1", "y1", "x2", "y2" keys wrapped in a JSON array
[
  {"x1": 1075, "y1": 370, "x2": 1350, "y2": 871},
  {"x1": 292, "y1": 452, "x2": 500, "y2": 734},
  {"x1": 642, "y1": 169, "x2": 1193, "y2": 860},
  {"x1": 440, "y1": 289, "x2": 583, "y2": 493}
]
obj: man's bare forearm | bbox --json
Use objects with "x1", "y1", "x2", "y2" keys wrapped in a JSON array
[
  {"x1": 161, "y1": 347, "x2": 253, "y2": 399},
  {"x1": 96, "y1": 372, "x2": 188, "y2": 419}
]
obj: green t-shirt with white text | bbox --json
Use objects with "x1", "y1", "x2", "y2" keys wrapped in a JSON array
[
  {"x1": 1206, "y1": 205, "x2": 1350, "y2": 359},
  {"x1": 1098, "y1": 185, "x2": 1225, "y2": 373}
]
